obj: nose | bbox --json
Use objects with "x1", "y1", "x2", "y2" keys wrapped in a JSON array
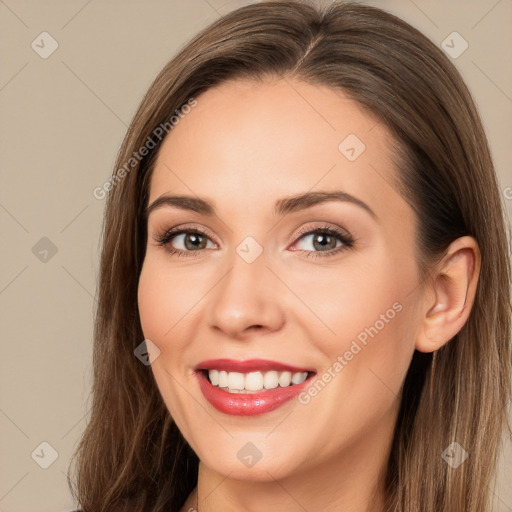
[{"x1": 205, "y1": 249, "x2": 285, "y2": 340}]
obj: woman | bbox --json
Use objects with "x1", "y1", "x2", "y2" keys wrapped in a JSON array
[{"x1": 68, "y1": 1, "x2": 511, "y2": 511}]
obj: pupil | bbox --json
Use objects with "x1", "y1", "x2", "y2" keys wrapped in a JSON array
[
  {"x1": 314, "y1": 234, "x2": 335, "y2": 251},
  {"x1": 185, "y1": 234, "x2": 205, "y2": 250}
]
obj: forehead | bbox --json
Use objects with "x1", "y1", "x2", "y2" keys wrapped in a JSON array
[{"x1": 149, "y1": 77, "x2": 403, "y2": 220}]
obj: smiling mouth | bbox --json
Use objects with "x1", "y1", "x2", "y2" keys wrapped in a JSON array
[
  {"x1": 204, "y1": 369, "x2": 311, "y2": 394},
  {"x1": 195, "y1": 358, "x2": 316, "y2": 415}
]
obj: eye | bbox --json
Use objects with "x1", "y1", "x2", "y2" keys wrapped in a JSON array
[
  {"x1": 154, "y1": 224, "x2": 354, "y2": 259},
  {"x1": 154, "y1": 227, "x2": 217, "y2": 258},
  {"x1": 291, "y1": 225, "x2": 354, "y2": 258}
]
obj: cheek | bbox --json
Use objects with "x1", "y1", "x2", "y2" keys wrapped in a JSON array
[
  {"x1": 300, "y1": 255, "x2": 412, "y2": 346},
  {"x1": 137, "y1": 258, "x2": 197, "y2": 348},
  {"x1": 137, "y1": 263, "x2": 166, "y2": 342},
  {"x1": 137, "y1": 261, "x2": 193, "y2": 421},
  {"x1": 299, "y1": 251, "x2": 418, "y2": 395},
  {"x1": 137, "y1": 260, "x2": 187, "y2": 363}
]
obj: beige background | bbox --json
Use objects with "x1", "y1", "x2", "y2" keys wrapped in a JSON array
[{"x1": 0, "y1": 0, "x2": 511, "y2": 511}]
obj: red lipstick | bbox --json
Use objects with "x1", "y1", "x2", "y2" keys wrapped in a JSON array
[
  {"x1": 196, "y1": 358, "x2": 314, "y2": 373},
  {"x1": 195, "y1": 359, "x2": 314, "y2": 416}
]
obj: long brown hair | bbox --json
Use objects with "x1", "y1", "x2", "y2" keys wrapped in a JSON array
[{"x1": 68, "y1": 2, "x2": 512, "y2": 511}]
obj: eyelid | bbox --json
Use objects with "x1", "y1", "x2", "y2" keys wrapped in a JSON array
[
  {"x1": 154, "y1": 222, "x2": 354, "y2": 259},
  {"x1": 291, "y1": 223, "x2": 353, "y2": 244},
  {"x1": 154, "y1": 223, "x2": 218, "y2": 244},
  {"x1": 287, "y1": 224, "x2": 355, "y2": 255}
]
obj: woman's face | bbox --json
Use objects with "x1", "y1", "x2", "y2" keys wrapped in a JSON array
[{"x1": 138, "y1": 77, "x2": 424, "y2": 482}]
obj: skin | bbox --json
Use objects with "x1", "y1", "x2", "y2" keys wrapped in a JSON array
[{"x1": 137, "y1": 77, "x2": 480, "y2": 512}]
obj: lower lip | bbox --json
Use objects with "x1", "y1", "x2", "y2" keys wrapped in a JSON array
[{"x1": 197, "y1": 371, "x2": 311, "y2": 416}]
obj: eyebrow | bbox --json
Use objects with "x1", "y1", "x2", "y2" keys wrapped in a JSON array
[{"x1": 145, "y1": 190, "x2": 377, "y2": 220}]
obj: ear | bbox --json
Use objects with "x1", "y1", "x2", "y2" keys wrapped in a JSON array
[{"x1": 415, "y1": 236, "x2": 481, "y2": 353}]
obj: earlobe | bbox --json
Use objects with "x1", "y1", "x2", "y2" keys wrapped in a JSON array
[{"x1": 415, "y1": 236, "x2": 481, "y2": 353}]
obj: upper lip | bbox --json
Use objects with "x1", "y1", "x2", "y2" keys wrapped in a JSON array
[{"x1": 195, "y1": 358, "x2": 315, "y2": 374}]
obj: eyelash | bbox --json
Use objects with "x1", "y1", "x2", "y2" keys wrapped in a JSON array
[{"x1": 154, "y1": 225, "x2": 355, "y2": 259}]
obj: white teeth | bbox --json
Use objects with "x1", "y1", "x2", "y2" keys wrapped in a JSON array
[
  {"x1": 292, "y1": 372, "x2": 308, "y2": 385},
  {"x1": 218, "y1": 370, "x2": 228, "y2": 388},
  {"x1": 263, "y1": 371, "x2": 279, "y2": 389},
  {"x1": 207, "y1": 369, "x2": 309, "y2": 393},
  {"x1": 209, "y1": 369, "x2": 219, "y2": 386},
  {"x1": 278, "y1": 371, "x2": 292, "y2": 387},
  {"x1": 245, "y1": 371, "x2": 263, "y2": 391},
  {"x1": 227, "y1": 371, "x2": 245, "y2": 390}
]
